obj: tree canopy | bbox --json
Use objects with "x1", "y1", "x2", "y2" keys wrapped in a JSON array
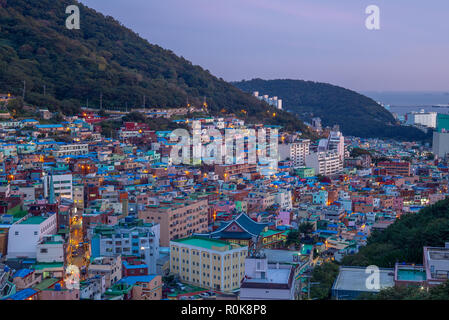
[
  {"x1": 0, "y1": 0, "x2": 313, "y2": 137},
  {"x1": 342, "y1": 198, "x2": 449, "y2": 268}
]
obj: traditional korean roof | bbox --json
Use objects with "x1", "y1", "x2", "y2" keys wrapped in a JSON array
[{"x1": 195, "y1": 213, "x2": 268, "y2": 240}]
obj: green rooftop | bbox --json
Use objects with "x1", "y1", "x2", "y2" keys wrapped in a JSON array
[
  {"x1": 172, "y1": 237, "x2": 241, "y2": 251},
  {"x1": 32, "y1": 262, "x2": 64, "y2": 270},
  {"x1": 33, "y1": 278, "x2": 60, "y2": 291},
  {"x1": 261, "y1": 229, "x2": 284, "y2": 237},
  {"x1": 20, "y1": 216, "x2": 47, "y2": 225}
]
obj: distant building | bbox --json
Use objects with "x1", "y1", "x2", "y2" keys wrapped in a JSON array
[
  {"x1": 405, "y1": 110, "x2": 437, "y2": 128},
  {"x1": 118, "y1": 275, "x2": 162, "y2": 300},
  {"x1": 393, "y1": 243, "x2": 449, "y2": 289},
  {"x1": 278, "y1": 140, "x2": 310, "y2": 167},
  {"x1": 331, "y1": 266, "x2": 394, "y2": 300},
  {"x1": 139, "y1": 198, "x2": 208, "y2": 247},
  {"x1": 88, "y1": 256, "x2": 122, "y2": 290},
  {"x1": 43, "y1": 172, "x2": 73, "y2": 200},
  {"x1": 240, "y1": 254, "x2": 296, "y2": 300},
  {"x1": 91, "y1": 217, "x2": 160, "y2": 274},
  {"x1": 294, "y1": 167, "x2": 315, "y2": 178},
  {"x1": 423, "y1": 244, "x2": 449, "y2": 287},
  {"x1": 377, "y1": 161, "x2": 411, "y2": 176},
  {"x1": 437, "y1": 114, "x2": 449, "y2": 132},
  {"x1": 53, "y1": 144, "x2": 89, "y2": 157},
  {"x1": 253, "y1": 92, "x2": 283, "y2": 110},
  {"x1": 433, "y1": 131, "x2": 449, "y2": 158},
  {"x1": 328, "y1": 129, "x2": 345, "y2": 161},
  {"x1": 305, "y1": 151, "x2": 343, "y2": 176},
  {"x1": 311, "y1": 118, "x2": 322, "y2": 132}
]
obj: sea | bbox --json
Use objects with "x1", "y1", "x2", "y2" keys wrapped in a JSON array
[{"x1": 362, "y1": 91, "x2": 449, "y2": 116}]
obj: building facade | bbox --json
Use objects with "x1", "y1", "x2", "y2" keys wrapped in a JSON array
[{"x1": 170, "y1": 237, "x2": 247, "y2": 293}]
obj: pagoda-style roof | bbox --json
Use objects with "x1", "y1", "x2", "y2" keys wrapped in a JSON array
[{"x1": 195, "y1": 213, "x2": 268, "y2": 240}]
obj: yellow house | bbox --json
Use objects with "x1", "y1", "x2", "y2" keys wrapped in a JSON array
[{"x1": 170, "y1": 237, "x2": 247, "y2": 293}]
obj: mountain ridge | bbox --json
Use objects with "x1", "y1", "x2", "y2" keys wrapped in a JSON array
[
  {"x1": 233, "y1": 78, "x2": 429, "y2": 141},
  {"x1": 0, "y1": 0, "x2": 311, "y2": 135}
]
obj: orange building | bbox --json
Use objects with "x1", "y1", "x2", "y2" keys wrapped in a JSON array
[{"x1": 139, "y1": 198, "x2": 209, "y2": 246}]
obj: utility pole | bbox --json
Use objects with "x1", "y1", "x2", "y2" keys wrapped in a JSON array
[
  {"x1": 22, "y1": 80, "x2": 26, "y2": 101},
  {"x1": 43, "y1": 84, "x2": 46, "y2": 97},
  {"x1": 143, "y1": 95, "x2": 146, "y2": 110},
  {"x1": 100, "y1": 92, "x2": 103, "y2": 110}
]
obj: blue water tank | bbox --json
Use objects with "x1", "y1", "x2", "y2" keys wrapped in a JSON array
[
  {"x1": 3, "y1": 265, "x2": 9, "y2": 272},
  {"x1": 55, "y1": 283, "x2": 61, "y2": 291}
]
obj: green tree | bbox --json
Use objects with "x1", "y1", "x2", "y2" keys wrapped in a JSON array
[{"x1": 309, "y1": 262, "x2": 340, "y2": 300}]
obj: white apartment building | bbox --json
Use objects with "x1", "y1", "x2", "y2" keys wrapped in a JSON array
[
  {"x1": 328, "y1": 130, "x2": 345, "y2": 161},
  {"x1": 253, "y1": 92, "x2": 283, "y2": 110},
  {"x1": 53, "y1": 143, "x2": 89, "y2": 157},
  {"x1": 91, "y1": 221, "x2": 160, "y2": 274},
  {"x1": 274, "y1": 189, "x2": 293, "y2": 211},
  {"x1": 240, "y1": 255, "x2": 296, "y2": 300},
  {"x1": 305, "y1": 151, "x2": 343, "y2": 176},
  {"x1": 433, "y1": 131, "x2": 449, "y2": 158},
  {"x1": 36, "y1": 234, "x2": 64, "y2": 263},
  {"x1": 7, "y1": 214, "x2": 58, "y2": 259},
  {"x1": 43, "y1": 173, "x2": 73, "y2": 200},
  {"x1": 279, "y1": 140, "x2": 310, "y2": 167},
  {"x1": 119, "y1": 130, "x2": 140, "y2": 139},
  {"x1": 406, "y1": 111, "x2": 437, "y2": 128}
]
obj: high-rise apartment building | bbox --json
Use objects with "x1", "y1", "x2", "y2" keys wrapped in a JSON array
[
  {"x1": 305, "y1": 151, "x2": 343, "y2": 176},
  {"x1": 279, "y1": 140, "x2": 310, "y2": 167}
]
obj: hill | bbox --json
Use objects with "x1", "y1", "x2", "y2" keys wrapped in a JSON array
[
  {"x1": 233, "y1": 79, "x2": 429, "y2": 141},
  {"x1": 341, "y1": 197, "x2": 449, "y2": 268},
  {"x1": 0, "y1": 0, "x2": 311, "y2": 134}
]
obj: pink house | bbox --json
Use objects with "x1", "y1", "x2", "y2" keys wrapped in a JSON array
[
  {"x1": 276, "y1": 211, "x2": 291, "y2": 226},
  {"x1": 393, "y1": 197, "x2": 404, "y2": 211}
]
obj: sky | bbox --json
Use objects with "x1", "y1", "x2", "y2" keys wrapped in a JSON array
[{"x1": 79, "y1": 0, "x2": 449, "y2": 92}]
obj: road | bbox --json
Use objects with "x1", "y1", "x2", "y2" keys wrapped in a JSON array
[{"x1": 67, "y1": 216, "x2": 90, "y2": 281}]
